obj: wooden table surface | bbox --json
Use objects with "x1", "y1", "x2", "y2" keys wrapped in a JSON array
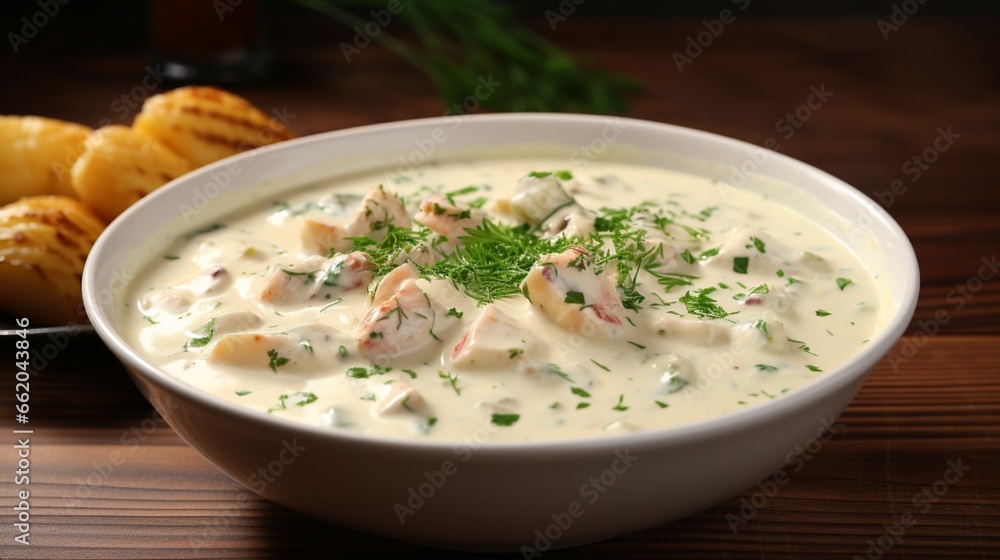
[{"x1": 1, "y1": 13, "x2": 998, "y2": 559}]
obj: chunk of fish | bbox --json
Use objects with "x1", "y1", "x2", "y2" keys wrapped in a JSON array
[
  {"x1": 520, "y1": 246, "x2": 625, "y2": 338},
  {"x1": 140, "y1": 265, "x2": 231, "y2": 317},
  {"x1": 413, "y1": 194, "x2": 484, "y2": 242},
  {"x1": 207, "y1": 324, "x2": 349, "y2": 370},
  {"x1": 299, "y1": 185, "x2": 411, "y2": 255},
  {"x1": 451, "y1": 305, "x2": 543, "y2": 368},
  {"x1": 651, "y1": 315, "x2": 731, "y2": 346},
  {"x1": 260, "y1": 252, "x2": 373, "y2": 305},
  {"x1": 374, "y1": 381, "x2": 427, "y2": 416},
  {"x1": 371, "y1": 263, "x2": 420, "y2": 306},
  {"x1": 356, "y1": 278, "x2": 457, "y2": 364},
  {"x1": 508, "y1": 173, "x2": 576, "y2": 228}
]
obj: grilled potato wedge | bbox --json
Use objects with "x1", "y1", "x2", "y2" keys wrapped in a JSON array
[
  {"x1": 0, "y1": 196, "x2": 105, "y2": 326},
  {"x1": 134, "y1": 86, "x2": 295, "y2": 168},
  {"x1": 0, "y1": 116, "x2": 92, "y2": 205},
  {"x1": 71, "y1": 125, "x2": 193, "y2": 223},
  {"x1": 0, "y1": 87, "x2": 297, "y2": 325}
]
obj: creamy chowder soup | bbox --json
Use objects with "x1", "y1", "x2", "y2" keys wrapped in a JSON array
[{"x1": 123, "y1": 157, "x2": 881, "y2": 442}]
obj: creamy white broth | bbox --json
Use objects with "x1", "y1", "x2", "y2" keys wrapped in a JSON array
[{"x1": 122, "y1": 158, "x2": 881, "y2": 442}]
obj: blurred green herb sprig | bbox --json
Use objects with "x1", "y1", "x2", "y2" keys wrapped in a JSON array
[{"x1": 289, "y1": 0, "x2": 637, "y2": 114}]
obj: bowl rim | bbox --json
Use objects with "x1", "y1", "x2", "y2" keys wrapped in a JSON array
[{"x1": 82, "y1": 112, "x2": 920, "y2": 454}]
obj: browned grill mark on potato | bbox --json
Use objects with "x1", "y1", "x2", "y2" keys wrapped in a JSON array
[
  {"x1": 20, "y1": 209, "x2": 87, "y2": 237},
  {"x1": 56, "y1": 213, "x2": 86, "y2": 235},
  {"x1": 55, "y1": 231, "x2": 81, "y2": 251},
  {"x1": 15, "y1": 260, "x2": 47, "y2": 281},
  {"x1": 187, "y1": 87, "x2": 232, "y2": 104},
  {"x1": 177, "y1": 104, "x2": 294, "y2": 141},
  {"x1": 46, "y1": 242, "x2": 81, "y2": 266},
  {"x1": 28, "y1": 234, "x2": 83, "y2": 268},
  {"x1": 191, "y1": 130, "x2": 262, "y2": 152},
  {"x1": 179, "y1": 105, "x2": 255, "y2": 130}
]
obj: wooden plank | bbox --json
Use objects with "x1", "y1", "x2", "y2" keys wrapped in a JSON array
[{"x1": 1, "y1": 335, "x2": 997, "y2": 558}]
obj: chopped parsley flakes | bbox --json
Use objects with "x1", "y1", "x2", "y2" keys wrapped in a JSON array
[
  {"x1": 266, "y1": 349, "x2": 289, "y2": 373},
  {"x1": 491, "y1": 413, "x2": 520, "y2": 426}
]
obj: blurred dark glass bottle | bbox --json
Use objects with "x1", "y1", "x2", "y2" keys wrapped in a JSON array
[{"x1": 148, "y1": 0, "x2": 271, "y2": 85}]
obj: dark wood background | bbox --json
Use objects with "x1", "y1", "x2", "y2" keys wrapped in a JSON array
[{"x1": 0, "y1": 3, "x2": 998, "y2": 558}]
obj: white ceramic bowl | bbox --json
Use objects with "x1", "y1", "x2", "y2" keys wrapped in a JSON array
[{"x1": 83, "y1": 114, "x2": 918, "y2": 552}]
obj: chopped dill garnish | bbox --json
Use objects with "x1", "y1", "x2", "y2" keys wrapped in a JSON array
[
  {"x1": 491, "y1": 413, "x2": 520, "y2": 426},
  {"x1": 529, "y1": 170, "x2": 573, "y2": 180},
  {"x1": 698, "y1": 246, "x2": 721, "y2": 260},
  {"x1": 547, "y1": 363, "x2": 574, "y2": 382},
  {"x1": 184, "y1": 318, "x2": 215, "y2": 350},
  {"x1": 348, "y1": 224, "x2": 433, "y2": 277},
  {"x1": 290, "y1": 391, "x2": 318, "y2": 406},
  {"x1": 438, "y1": 370, "x2": 461, "y2": 395},
  {"x1": 590, "y1": 359, "x2": 611, "y2": 372},
  {"x1": 266, "y1": 349, "x2": 289, "y2": 373},
  {"x1": 267, "y1": 394, "x2": 288, "y2": 413},
  {"x1": 563, "y1": 291, "x2": 585, "y2": 305},
  {"x1": 323, "y1": 192, "x2": 726, "y2": 314},
  {"x1": 346, "y1": 364, "x2": 392, "y2": 378},
  {"x1": 612, "y1": 394, "x2": 629, "y2": 411},
  {"x1": 267, "y1": 392, "x2": 315, "y2": 412},
  {"x1": 679, "y1": 287, "x2": 738, "y2": 320},
  {"x1": 444, "y1": 185, "x2": 479, "y2": 205},
  {"x1": 420, "y1": 219, "x2": 577, "y2": 304},
  {"x1": 733, "y1": 283, "x2": 769, "y2": 301},
  {"x1": 787, "y1": 337, "x2": 818, "y2": 356},
  {"x1": 185, "y1": 223, "x2": 225, "y2": 240}
]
